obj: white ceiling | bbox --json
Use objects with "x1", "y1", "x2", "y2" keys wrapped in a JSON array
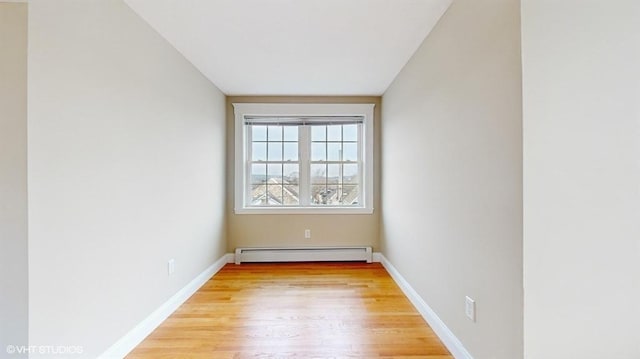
[{"x1": 123, "y1": 0, "x2": 451, "y2": 96}]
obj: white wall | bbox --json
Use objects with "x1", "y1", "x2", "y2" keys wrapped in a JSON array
[
  {"x1": 522, "y1": 1, "x2": 640, "y2": 358},
  {"x1": 27, "y1": 0, "x2": 227, "y2": 356},
  {"x1": 381, "y1": 0, "x2": 523, "y2": 358},
  {"x1": 0, "y1": 2, "x2": 29, "y2": 354}
]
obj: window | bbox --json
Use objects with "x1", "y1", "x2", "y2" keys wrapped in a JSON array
[{"x1": 234, "y1": 103, "x2": 374, "y2": 214}]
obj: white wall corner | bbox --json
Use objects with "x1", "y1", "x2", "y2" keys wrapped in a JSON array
[
  {"x1": 378, "y1": 254, "x2": 474, "y2": 359},
  {"x1": 98, "y1": 253, "x2": 234, "y2": 359}
]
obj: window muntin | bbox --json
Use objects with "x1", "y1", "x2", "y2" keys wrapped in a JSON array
[{"x1": 234, "y1": 103, "x2": 374, "y2": 214}]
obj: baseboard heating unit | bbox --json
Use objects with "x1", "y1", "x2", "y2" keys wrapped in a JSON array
[{"x1": 234, "y1": 246, "x2": 373, "y2": 265}]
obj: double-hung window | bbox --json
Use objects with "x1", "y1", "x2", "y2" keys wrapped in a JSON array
[{"x1": 234, "y1": 103, "x2": 374, "y2": 214}]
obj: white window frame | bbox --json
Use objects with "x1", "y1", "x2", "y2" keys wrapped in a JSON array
[{"x1": 234, "y1": 103, "x2": 374, "y2": 214}]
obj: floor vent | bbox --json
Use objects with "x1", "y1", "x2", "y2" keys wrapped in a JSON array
[{"x1": 234, "y1": 246, "x2": 373, "y2": 264}]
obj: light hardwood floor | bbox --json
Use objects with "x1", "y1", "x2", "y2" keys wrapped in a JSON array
[{"x1": 128, "y1": 262, "x2": 453, "y2": 358}]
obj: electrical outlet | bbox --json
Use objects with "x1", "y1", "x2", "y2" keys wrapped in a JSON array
[
  {"x1": 168, "y1": 259, "x2": 175, "y2": 276},
  {"x1": 304, "y1": 229, "x2": 311, "y2": 239},
  {"x1": 465, "y1": 296, "x2": 475, "y2": 322}
]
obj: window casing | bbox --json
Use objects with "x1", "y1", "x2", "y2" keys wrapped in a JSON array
[{"x1": 234, "y1": 103, "x2": 374, "y2": 214}]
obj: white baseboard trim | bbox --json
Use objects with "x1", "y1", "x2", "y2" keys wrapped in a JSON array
[
  {"x1": 372, "y1": 252, "x2": 383, "y2": 263},
  {"x1": 378, "y1": 254, "x2": 473, "y2": 359},
  {"x1": 99, "y1": 253, "x2": 234, "y2": 359}
]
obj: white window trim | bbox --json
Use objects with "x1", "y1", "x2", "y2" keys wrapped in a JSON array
[{"x1": 234, "y1": 103, "x2": 375, "y2": 215}]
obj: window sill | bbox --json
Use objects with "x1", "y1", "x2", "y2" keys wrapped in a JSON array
[{"x1": 234, "y1": 206, "x2": 374, "y2": 215}]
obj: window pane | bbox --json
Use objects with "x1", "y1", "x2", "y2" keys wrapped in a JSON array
[
  {"x1": 311, "y1": 143, "x2": 326, "y2": 161},
  {"x1": 327, "y1": 143, "x2": 341, "y2": 161},
  {"x1": 324, "y1": 184, "x2": 340, "y2": 205},
  {"x1": 283, "y1": 126, "x2": 298, "y2": 141},
  {"x1": 266, "y1": 183, "x2": 283, "y2": 205},
  {"x1": 327, "y1": 164, "x2": 340, "y2": 184},
  {"x1": 283, "y1": 164, "x2": 299, "y2": 184},
  {"x1": 252, "y1": 142, "x2": 266, "y2": 161},
  {"x1": 282, "y1": 164, "x2": 299, "y2": 205},
  {"x1": 268, "y1": 143, "x2": 282, "y2": 161},
  {"x1": 343, "y1": 143, "x2": 357, "y2": 161},
  {"x1": 283, "y1": 143, "x2": 298, "y2": 161},
  {"x1": 311, "y1": 184, "x2": 327, "y2": 204},
  {"x1": 251, "y1": 164, "x2": 267, "y2": 184},
  {"x1": 327, "y1": 125, "x2": 342, "y2": 141},
  {"x1": 343, "y1": 124, "x2": 358, "y2": 141},
  {"x1": 310, "y1": 164, "x2": 326, "y2": 184},
  {"x1": 343, "y1": 164, "x2": 358, "y2": 182},
  {"x1": 251, "y1": 184, "x2": 268, "y2": 205},
  {"x1": 282, "y1": 184, "x2": 299, "y2": 205},
  {"x1": 341, "y1": 185, "x2": 360, "y2": 205},
  {"x1": 267, "y1": 163, "x2": 282, "y2": 181},
  {"x1": 252, "y1": 126, "x2": 267, "y2": 141},
  {"x1": 311, "y1": 126, "x2": 326, "y2": 141},
  {"x1": 268, "y1": 126, "x2": 282, "y2": 141},
  {"x1": 266, "y1": 164, "x2": 283, "y2": 205}
]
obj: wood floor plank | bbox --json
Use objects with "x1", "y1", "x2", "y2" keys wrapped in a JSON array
[{"x1": 127, "y1": 262, "x2": 453, "y2": 358}]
